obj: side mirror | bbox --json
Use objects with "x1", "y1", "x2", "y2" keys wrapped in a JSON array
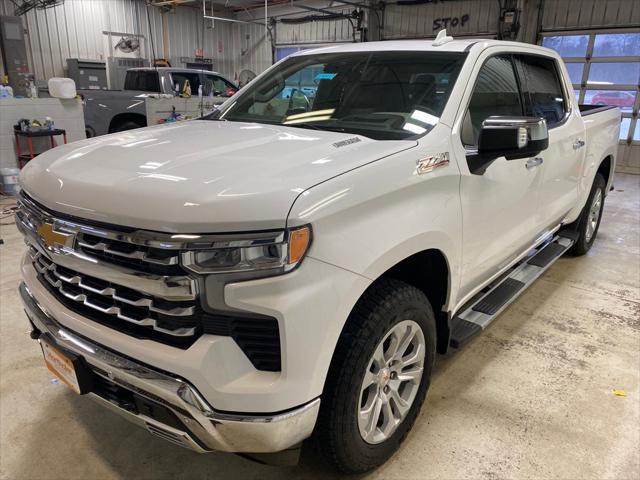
[{"x1": 468, "y1": 116, "x2": 549, "y2": 175}]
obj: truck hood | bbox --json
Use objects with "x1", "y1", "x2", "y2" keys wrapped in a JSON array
[{"x1": 20, "y1": 120, "x2": 416, "y2": 232}]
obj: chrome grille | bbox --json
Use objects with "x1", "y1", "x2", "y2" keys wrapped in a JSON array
[
  {"x1": 31, "y1": 247, "x2": 196, "y2": 337},
  {"x1": 77, "y1": 233, "x2": 179, "y2": 266},
  {"x1": 17, "y1": 191, "x2": 282, "y2": 370}
]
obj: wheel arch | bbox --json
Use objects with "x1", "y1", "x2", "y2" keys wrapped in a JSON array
[
  {"x1": 597, "y1": 154, "x2": 613, "y2": 193},
  {"x1": 377, "y1": 249, "x2": 451, "y2": 354},
  {"x1": 108, "y1": 112, "x2": 147, "y2": 133},
  {"x1": 339, "y1": 248, "x2": 452, "y2": 357}
]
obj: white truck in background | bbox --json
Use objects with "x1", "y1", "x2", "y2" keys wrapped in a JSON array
[{"x1": 17, "y1": 34, "x2": 619, "y2": 473}]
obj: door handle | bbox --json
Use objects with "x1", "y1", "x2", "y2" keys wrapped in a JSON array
[
  {"x1": 525, "y1": 157, "x2": 544, "y2": 170},
  {"x1": 573, "y1": 139, "x2": 585, "y2": 150}
]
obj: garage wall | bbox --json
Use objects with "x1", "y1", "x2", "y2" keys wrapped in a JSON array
[
  {"x1": 163, "y1": 5, "x2": 271, "y2": 82},
  {"x1": 276, "y1": 8, "x2": 355, "y2": 45},
  {"x1": 0, "y1": 0, "x2": 163, "y2": 81},
  {"x1": 541, "y1": 0, "x2": 640, "y2": 31},
  {"x1": 382, "y1": 0, "x2": 501, "y2": 40},
  {"x1": 0, "y1": 0, "x2": 271, "y2": 83}
]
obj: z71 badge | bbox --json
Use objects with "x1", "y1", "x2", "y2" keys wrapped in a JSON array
[{"x1": 416, "y1": 152, "x2": 450, "y2": 175}]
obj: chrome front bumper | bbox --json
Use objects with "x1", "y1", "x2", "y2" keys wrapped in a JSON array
[{"x1": 19, "y1": 282, "x2": 320, "y2": 454}]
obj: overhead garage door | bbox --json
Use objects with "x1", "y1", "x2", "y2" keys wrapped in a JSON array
[{"x1": 540, "y1": 30, "x2": 640, "y2": 173}]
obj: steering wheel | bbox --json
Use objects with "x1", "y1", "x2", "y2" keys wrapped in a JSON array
[{"x1": 286, "y1": 88, "x2": 311, "y2": 114}]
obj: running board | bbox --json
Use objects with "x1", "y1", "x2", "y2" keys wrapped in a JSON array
[{"x1": 449, "y1": 233, "x2": 575, "y2": 348}]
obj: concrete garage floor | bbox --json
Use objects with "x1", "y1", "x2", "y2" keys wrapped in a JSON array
[{"x1": 1, "y1": 174, "x2": 639, "y2": 480}]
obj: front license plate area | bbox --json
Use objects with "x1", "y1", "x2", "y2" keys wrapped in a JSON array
[{"x1": 39, "y1": 335, "x2": 93, "y2": 394}]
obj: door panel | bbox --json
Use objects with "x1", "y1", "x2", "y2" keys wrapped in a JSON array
[
  {"x1": 514, "y1": 54, "x2": 584, "y2": 225},
  {"x1": 456, "y1": 157, "x2": 544, "y2": 300},
  {"x1": 454, "y1": 54, "x2": 544, "y2": 302}
]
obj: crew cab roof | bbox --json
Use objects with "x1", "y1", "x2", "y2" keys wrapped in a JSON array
[{"x1": 291, "y1": 39, "x2": 558, "y2": 56}]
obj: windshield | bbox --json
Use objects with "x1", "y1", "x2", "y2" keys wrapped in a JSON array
[{"x1": 217, "y1": 51, "x2": 467, "y2": 140}]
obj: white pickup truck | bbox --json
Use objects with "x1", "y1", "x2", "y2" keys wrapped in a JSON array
[{"x1": 16, "y1": 34, "x2": 620, "y2": 473}]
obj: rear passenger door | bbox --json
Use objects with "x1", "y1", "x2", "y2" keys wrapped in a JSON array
[
  {"x1": 514, "y1": 54, "x2": 584, "y2": 228},
  {"x1": 454, "y1": 53, "x2": 544, "y2": 301}
]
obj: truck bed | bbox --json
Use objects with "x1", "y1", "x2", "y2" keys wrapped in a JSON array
[{"x1": 579, "y1": 104, "x2": 618, "y2": 116}]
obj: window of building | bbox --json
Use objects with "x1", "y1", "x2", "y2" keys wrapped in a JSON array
[
  {"x1": 541, "y1": 30, "x2": 640, "y2": 143},
  {"x1": 542, "y1": 35, "x2": 589, "y2": 57}
]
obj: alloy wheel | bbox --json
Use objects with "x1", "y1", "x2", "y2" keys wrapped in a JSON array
[
  {"x1": 585, "y1": 189, "x2": 602, "y2": 243},
  {"x1": 357, "y1": 320, "x2": 425, "y2": 444}
]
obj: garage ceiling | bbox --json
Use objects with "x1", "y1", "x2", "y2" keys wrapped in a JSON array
[{"x1": 147, "y1": 0, "x2": 289, "y2": 11}]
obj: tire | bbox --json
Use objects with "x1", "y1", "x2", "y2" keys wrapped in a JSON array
[
  {"x1": 315, "y1": 279, "x2": 436, "y2": 473},
  {"x1": 567, "y1": 172, "x2": 606, "y2": 256},
  {"x1": 112, "y1": 121, "x2": 143, "y2": 133}
]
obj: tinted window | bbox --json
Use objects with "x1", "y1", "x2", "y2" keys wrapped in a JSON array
[
  {"x1": 171, "y1": 72, "x2": 201, "y2": 94},
  {"x1": 462, "y1": 55, "x2": 523, "y2": 146},
  {"x1": 515, "y1": 55, "x2": 567, "y2": 126},
  {"x1": 124, "y1": 71, "x2": 160, "y2": 92},
  {"x1": 205, "y1": 75, "x2": 238, "y2": 97}
]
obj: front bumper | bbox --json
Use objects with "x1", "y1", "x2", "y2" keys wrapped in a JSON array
[{"x1": 19, "y1": 282, "x2": 320, "y2": 454}]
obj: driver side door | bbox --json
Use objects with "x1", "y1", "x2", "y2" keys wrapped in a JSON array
[{"x1": 453, "y1": 53, "x2": 545, "y2": 303}]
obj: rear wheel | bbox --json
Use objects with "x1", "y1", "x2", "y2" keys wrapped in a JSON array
[
  {"x1": 567, "y1": 172, "x2": 606, "y2": 256},
  {"x1": 315, "y1": 279, "x2": 436, "y2": 473}
]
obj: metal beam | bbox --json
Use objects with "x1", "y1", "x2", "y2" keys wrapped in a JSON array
[
  {"x1": 330, "y1": 0, "x2": 376, "y2": 10},
  {"x1": 293, "y1": 3, "x2": 344, "y2": 16},
  {"x1": 201, "y1": 0, "x2": 266, "y2": 26}
]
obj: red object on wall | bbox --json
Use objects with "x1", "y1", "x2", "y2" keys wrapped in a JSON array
[{"x1": 195, "y1": 47, "x2": 203, "y2": 58}]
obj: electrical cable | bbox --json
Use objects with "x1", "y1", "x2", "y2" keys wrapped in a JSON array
[{"x1": 145, "y1": 2, "x2": 157, "y2": 67}]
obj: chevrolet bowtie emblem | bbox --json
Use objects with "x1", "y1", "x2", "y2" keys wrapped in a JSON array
[{"x1": 36, "y1": 222, "x2": 73, "y2": 251}]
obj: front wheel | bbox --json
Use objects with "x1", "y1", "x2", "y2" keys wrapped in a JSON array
[
  {"x1": 567, "y1": 172, "x2": 606, "y2": 256},
  {"x1": 315, "y1": 279, "x2": 436, "y2": 473}
]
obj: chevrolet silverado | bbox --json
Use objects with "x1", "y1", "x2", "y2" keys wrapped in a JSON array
[{"x1": 17, "y1": 33, "x2": 620, "y2": 473}]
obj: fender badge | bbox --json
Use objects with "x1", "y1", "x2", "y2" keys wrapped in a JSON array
[{"x1": 416, "y1": 152, "x2": 449, "y2": 175}]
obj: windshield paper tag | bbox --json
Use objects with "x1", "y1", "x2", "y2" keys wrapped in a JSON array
[{"x1": 416, "y1": 152, "x2": 449, "y2": 175}]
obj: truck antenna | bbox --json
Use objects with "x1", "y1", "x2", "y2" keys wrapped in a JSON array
[{"x1": 432, "y1": 29, "x2": 453, "y2": 46}]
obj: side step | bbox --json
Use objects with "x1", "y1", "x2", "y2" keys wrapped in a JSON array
[{"x1": 449, "y1": 233, "x2": 574, "y2": 348}]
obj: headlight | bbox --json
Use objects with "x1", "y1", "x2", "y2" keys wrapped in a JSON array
[{"x1": 182, "y1": 225, "x2": 311, "y2": 275}]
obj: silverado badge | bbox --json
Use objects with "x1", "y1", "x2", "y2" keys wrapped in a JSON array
[{"x1": 416, "y1": 152, "x2": 450, "y2": 175}]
